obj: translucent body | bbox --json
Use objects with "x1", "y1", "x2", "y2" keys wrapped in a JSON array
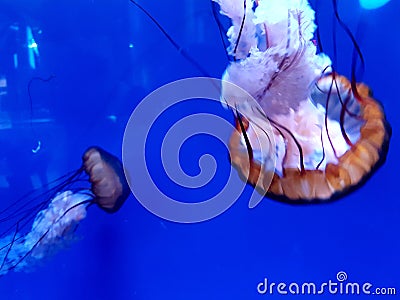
[{"x1": 0, "y1": 191, "x2": 90, "y2": 274}]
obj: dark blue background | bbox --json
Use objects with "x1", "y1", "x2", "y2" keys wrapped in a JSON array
[{"x1": 0, "y1": 0, "x2": 398, "y2": 299}]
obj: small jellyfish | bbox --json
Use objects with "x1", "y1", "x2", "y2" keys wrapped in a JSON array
[{"x1": 0, "y1": 147, "x2": 130, "y2": 275}]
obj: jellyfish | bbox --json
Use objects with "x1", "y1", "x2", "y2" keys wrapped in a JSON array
[
  {"x1": 213, "y1": 0, "x2": 391, "y2": 203},
  {"x1": 0, "y1": 146, "x2": 130, "y2": 275}
]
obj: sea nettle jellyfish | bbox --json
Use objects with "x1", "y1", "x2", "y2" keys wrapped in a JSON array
[
  {"x1": 0, "y1": 147, "x2": 130, "y2": 275},
  {"x1": 213, "y1": 0, "x2": 391, "y2": 204}
]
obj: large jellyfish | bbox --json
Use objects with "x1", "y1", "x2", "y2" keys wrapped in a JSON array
[
  {"x1": 214, "y1": 0, "x2": 391, "y2": 203},
  {"x1": 0, "y1": 147, "x2": 130, "y2": 275}
]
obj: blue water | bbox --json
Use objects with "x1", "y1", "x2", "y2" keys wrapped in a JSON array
[{"x1": 0, "y1": 0, "x2": 398, "y2": 299}]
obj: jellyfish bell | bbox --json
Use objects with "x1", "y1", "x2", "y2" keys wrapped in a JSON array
[
  {"x1": 229, "y1": 74, "x2": 391, "y2": 203},
  {"x1": 215, "y1": 0, "x2": 391, "y2": 203},
  {"x1": 83, "y1": 146, "x2": 130, "y2": 213},
  {"x1": 0, "y1": 146, "x2": 130, "y2": 275}
]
